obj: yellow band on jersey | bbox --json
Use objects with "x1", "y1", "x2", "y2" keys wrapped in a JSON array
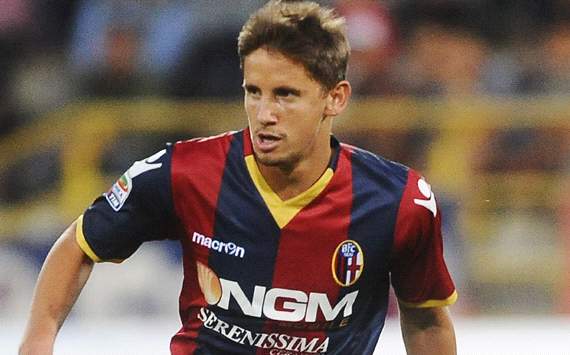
[
  {"x1": 245, "y1": 154, "x2": 334, "y2": 229},
  {"x1": 399, "y1": 290, "x2": 458, "y2": 308},
  {"x1": 75, "y1": 214, "x2": 102, "y2": 262}
]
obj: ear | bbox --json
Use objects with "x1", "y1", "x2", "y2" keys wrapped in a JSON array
[{"x1": 324, "y1": 80, "x2": 352, "y2": 117}]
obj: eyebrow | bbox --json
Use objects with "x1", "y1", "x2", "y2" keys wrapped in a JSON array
[
  {"x1": 274, "y1": 86, "x2": 301, "y2": 97},
  {"x1": 242, "y1": 83, "x2": 301, "y2": 97},
  {"x1": 242, "y1": 83, "x2": 258, "y2": 92}
]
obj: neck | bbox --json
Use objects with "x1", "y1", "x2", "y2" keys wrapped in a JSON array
[{"x1": 257, "y1": 138, "x2": 332, "y2": 201}]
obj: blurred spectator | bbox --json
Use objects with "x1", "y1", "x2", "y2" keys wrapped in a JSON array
[
  {"x1": 0, "y1": 0, "x2": 35, "y2": 135},
  {"x1": 0, "y1": 0, "x2": 77, "y2": 129},
  {"x1": 0, "y1": 92, "x2": 21, "y2": 137},
  {"x1": 398, "y1": 2, "x2": 491, "y2": 97},
  {"x1": 0, "y1": 0, "x2": 35, "y2": 68},
  {"x1": 476, "y1": 128, "x2": 568, "y2": 173},
  {"x1": 34, "y1": 0, "x2": 79, "y2": 50},
  {"x1": 80, "y1": 25, "x2": 147, "y2": 98},
  {"x1": 509, "y1": 3, "x2": 570, "y2": 95},
  {"x1": 336, "y1": 0, "x2": 401, "y2": 97},
  {"x1": 10, "y1": 52, "x2": 75, "y2": 116},
  {"x1": 165, "y1": 0, "x2": 265, "y2": 98},
  {"x1": 480, "y1": 0, "x2": 554, "y2": 46},
  {"x1": 535, "y1": 14, "x2": 570, "y2": 93},
  {"x1": 69, "y1": 0, "x2": 266, "y2": 98},
  {"x1": 166, "y1": 30, "x2": 244, "y2": 98},
  {"x1": 69, "y1": 0, "x2": 195, "y2": 97}
]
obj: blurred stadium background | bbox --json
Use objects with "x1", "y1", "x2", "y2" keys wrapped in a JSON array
[{"x1": 1, "y1": 0, "x2": 570, "y2": 353}]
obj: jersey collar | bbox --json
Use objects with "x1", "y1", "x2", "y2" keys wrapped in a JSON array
[{"x1": 242, "y1": 128, "x2": 340, "y2": 228}]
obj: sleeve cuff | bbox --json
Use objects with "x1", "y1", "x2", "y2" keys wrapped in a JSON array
[
  {"x1": 398, "y1": 290, "x2": 458, "y2": 308},
  {"x1": 75, "y1": 214, "x2": 102, "y2": 262}
]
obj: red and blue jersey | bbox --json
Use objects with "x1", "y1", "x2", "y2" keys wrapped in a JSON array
[{"x1": 76, "y1": 129, "x2": 456, "y2": 354}]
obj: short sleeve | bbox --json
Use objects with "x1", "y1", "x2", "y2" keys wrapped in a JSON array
[
  {"x1": 76, "y1": 145, "x2": 178, "y2": 263},
  {"x1": 389, "y1": 169, "x2": 457, "y2": 308}
]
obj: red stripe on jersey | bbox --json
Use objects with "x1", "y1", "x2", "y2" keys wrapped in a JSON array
[
  {"x1": 170, "y1": 133, "x2": 234, "y2": 354},
  {"x1": 256, "y1": 148, "x2": 353, "y2": 354},
  {"x1": 390, "y1": 169, "x2": 455, "y2": 304},
  {"x1": 243, "y1": 127, "x2": 253, "y2": 156}
]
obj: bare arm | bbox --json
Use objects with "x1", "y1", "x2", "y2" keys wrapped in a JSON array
[
  {"x1": 399, "y1": 304, "x2": 456, "y2": 355},
  {"x1": 19, "y1": 221, "x2": 94, "y2": 355}
]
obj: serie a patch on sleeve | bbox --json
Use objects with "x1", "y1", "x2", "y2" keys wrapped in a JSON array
[
  {"x1": 105, "y1": 173, "x2": 133, "y2": 211},
  {"x1": 105, "y1": 149, "x2": 166, "y2": 211}
]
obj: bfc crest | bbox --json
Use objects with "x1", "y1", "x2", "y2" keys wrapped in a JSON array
[{"x1": 332, "y1": 240, "x2": 364, "y2": 287}]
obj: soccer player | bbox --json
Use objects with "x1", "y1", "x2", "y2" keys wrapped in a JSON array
[{"x1": 19, "y1": 1, "x2": 457, "y2": 354}]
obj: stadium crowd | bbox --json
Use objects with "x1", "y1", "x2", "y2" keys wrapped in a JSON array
[{"x1": 3, "y1": 0, "x2": 570, "y2": 137}]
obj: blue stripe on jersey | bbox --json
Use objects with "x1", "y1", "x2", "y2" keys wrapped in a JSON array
[
  {"x1": 198, "y1": 131, "x2": 281, "y2": 354},
  {"x1": 327, "y1": 146, "x2": 408, "y2": 354}
]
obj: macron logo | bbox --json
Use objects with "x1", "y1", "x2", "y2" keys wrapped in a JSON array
[
  {"x1": 413, "y1": 178, "x2": 437, "y2": 217},
  {"x1": 192, "y1": 232, "x2": 245, "y2": 258}
]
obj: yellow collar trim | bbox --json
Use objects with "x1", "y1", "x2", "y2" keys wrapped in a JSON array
[{"x1": 245, "y1": 155, "x2": 334, "y2": 228}]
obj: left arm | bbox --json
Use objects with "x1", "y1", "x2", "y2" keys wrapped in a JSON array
[
  {"x1": 392, "y1": 170, "x2": 457, "y2": 354},
  {"x1": 399, "y1": 304, "x2": 456, "y2": 355}
]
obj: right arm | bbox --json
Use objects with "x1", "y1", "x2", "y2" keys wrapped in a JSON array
[
  {"x1": 19, "y1": 146, "x2": 175, "y2": 354},
  {"x1": 19, "y1": 221, "x2": 94, "y2": 355}
]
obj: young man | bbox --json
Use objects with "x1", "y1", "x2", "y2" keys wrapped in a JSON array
[{"x1": 20, "y1": 1, "x2": 457, "y2": 354}]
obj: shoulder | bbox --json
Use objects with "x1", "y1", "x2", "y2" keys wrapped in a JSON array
[
  {"x1": 104, "y1": 145, "x2": 174, "y2": 212},
  {"x1": 339, "y1": 142, "x2": 437, "y2": 221},
  {"x1": 173, "y1": 130, "x2": 239, "y2": 156},
  {"x1": 340, "y1": 142, "x2": 410, "y2": 191},
  {"x1": 170, "y1": 130, "x2": 241, "y2": 174},
  {"x1": 398, "y1": 169, "x2": 438, "y2": 222},
  {"x1": 392, "y1": 169, "x2": 441, "y2": 254},
  {"x1": 170, "y1": 130, "x2": 243, "y2": 184}
]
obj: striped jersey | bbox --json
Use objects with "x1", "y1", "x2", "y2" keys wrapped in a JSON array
[{"x1": 77, "y1": 128, "x2": 456, "y2": 354}]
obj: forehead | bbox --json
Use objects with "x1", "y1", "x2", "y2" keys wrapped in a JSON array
[{"x1": 243, "y1": 48, "x2": 320, "y2": 88}]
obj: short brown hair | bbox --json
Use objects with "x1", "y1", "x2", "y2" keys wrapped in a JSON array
[{"x1": 238, "y1": 0, "x2": 350, "y2": 90}]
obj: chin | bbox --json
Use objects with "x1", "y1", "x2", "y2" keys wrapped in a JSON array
[
  {"x1": 255, "y1": 154, "x2": 284, "y2": 167},
  {"x1": 255, "y1": 152, "x2": 298, "y2": 170}
]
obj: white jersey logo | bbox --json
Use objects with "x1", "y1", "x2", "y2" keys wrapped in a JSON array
[
  {"x1": 105, "y1": 149, "x2": 166, "y2": 211},
  {"x1": 129, "y1": 149, "x2": 165, "y2": 178},
  {"x1": 192, "y1": 232, "x2": 245, "y2": 258},
  {"x1": 196, "y1": 262, "x2": 358, "y2": 323},
  {"x1": 413, "y1": 178, "x2": 437, "y2": 217}
]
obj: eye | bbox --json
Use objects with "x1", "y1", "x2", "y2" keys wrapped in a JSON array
[
  {"x1": 274, "y1": 87, "x2": 300, "y2": 98},
  {"x1": 243, "y1": 85, "x2": 261, "y2": 97},
  {"x1": 274, "y1": 88, "x2": 292, "y2": 97}
]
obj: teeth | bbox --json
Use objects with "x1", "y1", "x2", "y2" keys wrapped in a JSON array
[{"x1": 260, "y1": 135, "x2": 278, "y2": 141}]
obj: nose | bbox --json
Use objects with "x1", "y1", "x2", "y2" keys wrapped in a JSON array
[{"x1": 256, "y1": 98, "x2": 278, "y2": 125}]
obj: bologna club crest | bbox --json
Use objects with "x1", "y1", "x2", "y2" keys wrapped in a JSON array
[{"x1": 332, "y1": 240, "x2": 364, "y2": 287}]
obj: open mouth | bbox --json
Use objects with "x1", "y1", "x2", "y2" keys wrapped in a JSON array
[{"x1": 256, "y1": 132, "x2": 282, "y2": 152}]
